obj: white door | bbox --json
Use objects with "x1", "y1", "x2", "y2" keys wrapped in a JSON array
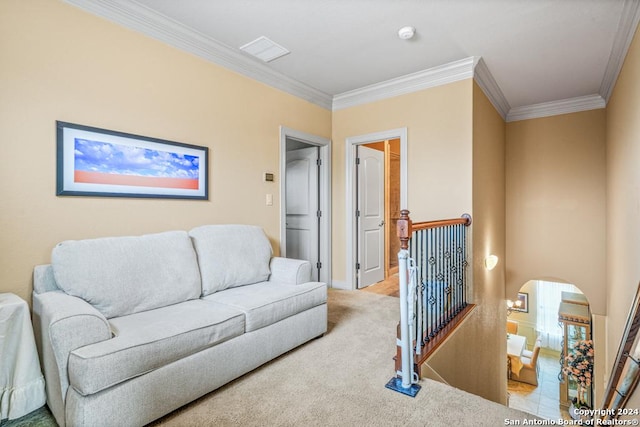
[
  {"x1": 286, "y1": 146, "x2": 320, "y2": 281},
  {"x1": 357, "y1": 145, "x2": 385, "y2": 288}
]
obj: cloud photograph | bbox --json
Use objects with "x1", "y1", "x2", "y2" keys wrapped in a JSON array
[{"x1": 73, "y1": 138, "x2": 201, "y2": 190}]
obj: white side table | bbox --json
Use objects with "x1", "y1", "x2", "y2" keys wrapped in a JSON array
[{"x1": 0, "y1": 293, "x2": 46, "y2": 420}]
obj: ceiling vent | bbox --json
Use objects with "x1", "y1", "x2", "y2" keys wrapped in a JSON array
[{"x1": 239, "y1": 36, "x2": 290, "y2": 62}]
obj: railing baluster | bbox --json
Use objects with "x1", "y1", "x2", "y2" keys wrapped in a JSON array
[
  {"x1": 439, "y1": 225, "x2": 444, "y2": 332},
  {"x1": 389, "y1": 211, "x2": 472, "y2": 396},
  {"x1": 455, "y1": 223, "x2": 461, "y2": 314},
  {"x1": 420, "y1": 230, "x2": 426, "y2": 348},
  {"x1": 429, "y1": 227, "x2": 435, "y2": 340}
]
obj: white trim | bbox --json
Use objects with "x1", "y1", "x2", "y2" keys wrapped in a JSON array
[
  {"x1": 65, "y1": 1, "x2": 640, "y2": 123},
  {"x1": 345, "y1": 128, "x2": 408, "y2": 290},
  {"x1": 600, "y1": 0, "x2": 640, "y2": 102},
  {"x1": 279, "y1": 127, "x2": 332, "y2": 286},
  {"x1": 333, "y1": 57, "x2": 476, "y2": 111},
  {"x1": 473, "y1": 57, "x2": 510, "y2": 120},
  {"x1": 64, "y1": 0, "x2": 333, "y2": 110},
  {"x1": 329, "y1": 280, "x2": 350, "y2": 290},
  {"x1": 506, "y1": 94, "x2": 606, "y2": 122}
]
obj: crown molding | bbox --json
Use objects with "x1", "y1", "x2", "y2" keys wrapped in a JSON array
[
  {"x1": 473, "y1": 57, "x2": 510, "y2": 120},
  {"x1": 63, "y1": 0, "x2": 333, "y2": 110},
  {"x1": 64, "y1": 0, "x2": 637, "y2": 121},
  {"x1": 506, "y1": 94, "x2": 606, "y2": 122},
  {"x1": 332, "y1": 57, "x2": 476, "y2": 111},
  {"x1": 600, "y1": 0, "x2": 640, "y2": 102}
]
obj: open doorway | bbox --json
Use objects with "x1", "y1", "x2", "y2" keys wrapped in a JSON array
[
  {"x1": 285, "y1": 142, "x2": 320, "y2": 279},
  {"x1": 345, "y1": 128, "x2": 407, "y2": 290},
  {"x1": 507, "y1": 280, "x2": 593, "y2": 421},
  {"x1": 279, "y1": 127, "x2": 331, "y2": 285},
  {"x1": 356, "y1": 139, "x2": 402, "y2": 288}
]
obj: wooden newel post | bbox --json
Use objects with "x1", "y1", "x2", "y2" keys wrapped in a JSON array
[{"x1": 397, "y1": 209, "x2": 412, "y2": 250}]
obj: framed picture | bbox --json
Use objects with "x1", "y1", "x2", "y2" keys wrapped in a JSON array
[
  {"x1": 56, "y1": 121, "x2": 208, "y2": 200},
  {"x1": 515, "y1": 292, "x2": 529, "y2": 313}
]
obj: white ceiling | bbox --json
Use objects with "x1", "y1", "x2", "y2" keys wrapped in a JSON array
[{"x1": 66, "y1": 0, "x2": 640, "y2": 120}]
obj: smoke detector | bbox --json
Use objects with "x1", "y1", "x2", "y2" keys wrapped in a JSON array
[{"x1": 398, "y1": 26, "x2": 416, "y2": 40}]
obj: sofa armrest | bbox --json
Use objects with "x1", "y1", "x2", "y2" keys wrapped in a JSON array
[
  {"x1": 33, "y1": 264, "x2": 60, "y2": 294},
  {"x1": 32, "y1": 291, "x2": 111, "y2": 421},
  {"x1": 268, "y1": 257, "x2": 312, "y2": 285}
]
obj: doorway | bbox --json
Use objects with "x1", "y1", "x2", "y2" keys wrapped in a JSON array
[
  {"x1": 507, "y1": 280, "x2": 592, "y2": 421},
  {"x1": 345, "y1": 128, "x2": 407, "y2": 290},
  {"x1": 357, "y1": 143, "x2": 385, "y2": 287},
  {"x1": 285, "y1": 144, "x2": 320, "y2": 279},
  {"x1": 356, "y1": 139, "x2": 402, "y2": 288},
  {"x1": 279, "y1": 127, "x2": 331, "y2": 285}
]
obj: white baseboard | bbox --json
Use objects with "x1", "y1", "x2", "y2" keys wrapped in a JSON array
[{"x1": 330, "y1": 280, "x2": 352, "y2": 290}]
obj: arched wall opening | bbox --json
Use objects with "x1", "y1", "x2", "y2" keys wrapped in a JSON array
[{"x1": 506, "y1": 279, "x2": 595, "y2": 420}]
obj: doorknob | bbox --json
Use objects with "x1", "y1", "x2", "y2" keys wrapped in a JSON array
[{"x1": 378, "y1": 220, "x2": 385, "y2": 227}]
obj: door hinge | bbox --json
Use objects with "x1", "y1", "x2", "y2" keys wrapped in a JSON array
[
  {"x1": 316, "y1": 262, "x2": 322, "y2": 269},
  {"x1": 356, "y1": 210, "x2": 360, "y2": 217},
  {"x1": 316, "y1": 158, "x2": 322, "y2": 166},
  {"x1": 355, "y1": 157, "x2": 360, "y2": 165},
  {"x1": 317, "y1": 210, "x2": 322, "y2": 218},
  {"x1": 356, "y1": 262, "x2": 361, "y2": 270}
]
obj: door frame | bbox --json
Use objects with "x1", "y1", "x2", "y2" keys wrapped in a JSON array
[
  {"x1": 279, "y1": 126, "x2": 332, "y2": 286},
  {"x1": 346, "y1": 128, "x2": 407, "y2": 290}
]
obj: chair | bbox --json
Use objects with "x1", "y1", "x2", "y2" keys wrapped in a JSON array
[
  {"x1": 515, "y1": 340, "x2": 541, "y2": 386},
  {"x1": 507, "y1": 319, "x2": 519, "y2": 335},
  {"x1": 523, "y1": 336, "x2": 541, "y2": 359}
]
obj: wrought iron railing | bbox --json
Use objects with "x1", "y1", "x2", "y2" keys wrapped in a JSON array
[{"x1": 386, "y1": 210, "x2": 473, "y2": 396}]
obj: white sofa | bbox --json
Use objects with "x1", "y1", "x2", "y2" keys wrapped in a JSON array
[{"x1": 32, "y1": 225, "x2": 327, "y2": 427}]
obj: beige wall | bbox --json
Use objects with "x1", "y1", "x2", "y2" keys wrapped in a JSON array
[
  {"x1": 7, "y1": 0, "x2": 640, "y2": 411},
  {"x1": 332, "y1": 81, "x2": 509, "y2": 403},
  {"x1": 505, "y1": 110, "x2": 607, "y2": 406},
  {"x1": 505, "y1": 110, "x2": 607, "y2": 315},
  {"x1": 0, "y1": 0, "x2": 331, "y2": 303},
  {"x1": 426, "y1": 82, "x2": 507, "y2": 404},
  {"x1": 605, "y1": 23, "x2": 640, "y2": 412},
  {"x1": 331, "y1": 80, "x2": 473, "y2": 284},
  {"x1": 507, "y1": 280, "x2": 538, "y2": 349}
]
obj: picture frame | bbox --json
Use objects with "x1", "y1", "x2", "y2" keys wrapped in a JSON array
[
  {"x1": 56, "y1": 121, "x2": 208, "y2": 200},
  {"x1": 515, "y1": 292, "x2": 529, "y2": 313}
]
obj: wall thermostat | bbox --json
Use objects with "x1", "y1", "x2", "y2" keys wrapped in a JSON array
[{"x1": 264, "y1": 172, "x2": 275, "y2": 182}]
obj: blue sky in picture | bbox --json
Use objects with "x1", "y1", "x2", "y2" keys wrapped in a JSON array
[{"x1": 74, "y1": 138, "x2": 200, "y2": 178}]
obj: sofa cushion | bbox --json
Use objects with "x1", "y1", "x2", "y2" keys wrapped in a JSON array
[
  {"x1": 203, "y1": 281, "x2": 326, "y2": 332},
  {"x1": 51, "y1": 231, "x2": 202, "y2": 319},
  {"x1": 189, "y1": 225, "x2": 272, "y2": 296},
  {"x1": 68, "y1": 299, "x2": 245, "y2": 395}
]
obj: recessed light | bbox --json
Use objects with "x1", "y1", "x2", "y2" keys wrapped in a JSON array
[{"x1": 398, "y1": 26, "x2": 416, "y2": 40}]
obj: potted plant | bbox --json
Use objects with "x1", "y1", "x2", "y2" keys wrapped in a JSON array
[{"x1": 563, "y1": 339, "x2": 594, "y2": 420}]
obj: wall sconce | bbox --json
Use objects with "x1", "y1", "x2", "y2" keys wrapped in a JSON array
[
  {"x1": 484, "y1": 254, "x2": 499, "y2": 270},
  {"x1": 506, "y1": 299, "x2": 523, "y2": 316}
]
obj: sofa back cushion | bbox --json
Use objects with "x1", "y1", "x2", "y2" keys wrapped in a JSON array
[
  {"x1": 189, "y1": 225, "x2": 272, "y2": 296},
  {"x1": 51, "y1": 231, "x2": 201, "y2": 319}
]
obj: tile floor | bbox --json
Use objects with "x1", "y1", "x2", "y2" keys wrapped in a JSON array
[{"x1": 508, "y1": 349, "x2": 572, "y2": 421}]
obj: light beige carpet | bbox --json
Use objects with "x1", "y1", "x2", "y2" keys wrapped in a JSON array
[{"x1": 150, "y1": 289, "x2": 540, "y2": 427}]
